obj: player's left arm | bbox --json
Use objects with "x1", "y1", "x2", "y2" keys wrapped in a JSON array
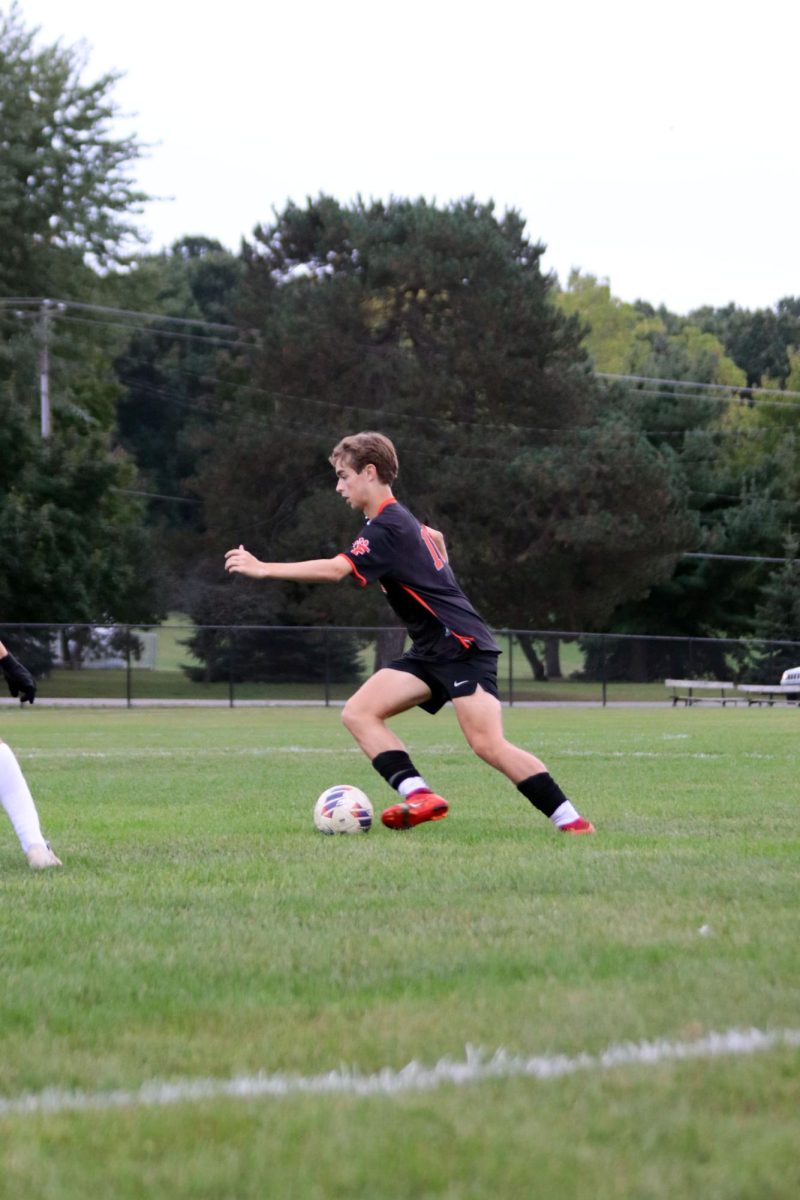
[
  {"x1": 224, "y1": 545, "x2": 353, "y2": 583},
  {"x1": 0, "y1": 639, "x2": 37, "y2": 704}
]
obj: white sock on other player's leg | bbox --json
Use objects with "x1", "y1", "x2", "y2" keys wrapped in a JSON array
[{"x1": 0, "y1": 742, "x2": 46, "y2": 853}]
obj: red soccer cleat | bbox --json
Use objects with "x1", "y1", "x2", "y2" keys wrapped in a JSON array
[
  {"x1": 381, "y1": 790, "x2": 449, "y2": 830},
  {"x1": 559, "y1": 817, "x2": 595, "y2": 835}
]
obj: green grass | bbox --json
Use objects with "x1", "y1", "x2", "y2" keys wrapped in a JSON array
[{"x1": 1, "y1": 706, "x2": 798, "y2": 1198}]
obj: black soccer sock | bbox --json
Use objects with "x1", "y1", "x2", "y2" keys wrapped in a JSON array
[
  {"x1": 517, "y1": 772, "x2": 570, "y2": 817},
  {"x1": 372, "y1": 750, "x2": 423, "y2": 793}
]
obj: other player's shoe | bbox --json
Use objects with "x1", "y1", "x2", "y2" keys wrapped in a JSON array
[
  {"x1": 26, "y1": 842, "x2": 62, "y2": 869},
  {"x1": 381, "y1": 790, "x2": 449, "y2": 830},
  {"x1": 559, "y1": 817, "x2": 595, "y2": 835}
]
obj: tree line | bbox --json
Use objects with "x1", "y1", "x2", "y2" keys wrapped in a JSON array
[{"x1": 1, "y1": 5, "x2": 798, "y2": 681}]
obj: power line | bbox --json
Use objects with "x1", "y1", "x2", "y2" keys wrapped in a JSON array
[
  {"x1": 5, "y1": 297, "x2": 800, "y2": 409},
  {"x1": 112, "y1": 487, "x2": 202, "y2": 506},
  {"x1": 598, "y1": 372, "x2": 800, "y2": 404},
  {"x1": 55, "y1": 313, "x2": 258, "y2": 351},
  {"x1": 606, "y1": 385, "x2": 800, "y2": 412},
  {"x1": 114, "y1": 376, "x2": 796, "y2": 442},
  {"x1": 689, "y1": 490, "x2": 798, "y2": 504},
  {"x1": 0, "y1": 296, "x2": 243, "y2": 333},
  {"x1": 682, "y1": 552, "x2": 798, "y2": 565}
]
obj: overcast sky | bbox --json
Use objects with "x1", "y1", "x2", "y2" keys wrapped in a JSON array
[{"x1": 15, "y1": 0, "x2": 800, "y2": 314}]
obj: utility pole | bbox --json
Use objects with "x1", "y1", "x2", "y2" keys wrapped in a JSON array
[{"x1": 37, "y1": 300, "x2": 64, "y2": 438}]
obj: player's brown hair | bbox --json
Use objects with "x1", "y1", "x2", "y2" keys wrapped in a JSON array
[{"x1": 329, "y1": 432, "x2": 399, "y2": 484}]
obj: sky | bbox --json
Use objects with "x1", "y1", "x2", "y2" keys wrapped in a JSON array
[{"x1": 15, "y1": 0, "x2": 800, "y2": 314}]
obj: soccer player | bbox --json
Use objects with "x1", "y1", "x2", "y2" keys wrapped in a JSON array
[
  {"x1": 0, "y1": 638, "x2": 62, "y2": 868},
  {"x1": 225, "y1": 431, "x2": 594, "y2": 834}
]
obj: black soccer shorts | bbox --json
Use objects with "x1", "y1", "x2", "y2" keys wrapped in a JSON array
[{"x1": 387, "y1": 650, "x2": 500, "y2": 714}]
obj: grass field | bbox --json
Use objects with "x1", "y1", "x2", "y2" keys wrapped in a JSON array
[{"x1": 1, "y1": 704, "x2": 798, "y2": 1198}]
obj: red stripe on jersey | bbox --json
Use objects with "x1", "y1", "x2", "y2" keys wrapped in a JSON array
[
  {"x1": 376, "y1": 497, "x2": 397, "y2": 515},
  {"x1": 338, "y1": 553, "x2": 366, "y2": 587},
  {"x1": 399, "y1": 584, "x2": 475, "y2": 648}
]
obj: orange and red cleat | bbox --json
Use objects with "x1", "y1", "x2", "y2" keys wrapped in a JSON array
[
  {"x1": 381, "y1": 789, "x2": 449, "y2": 830},
  {"x1": 559, "y1": 817, "x2": 595, "y2": 834}
]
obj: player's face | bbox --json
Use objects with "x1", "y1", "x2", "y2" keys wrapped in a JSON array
[{"x1": 334, "y1": 462, "x2": 371, "y2": 511}]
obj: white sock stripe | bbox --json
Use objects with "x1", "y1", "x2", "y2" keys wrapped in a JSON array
[
  {"x1": 550, "y1": 800, "x2": 580, "y2": 827},
  {"x1": 1, "y1": 1028, "x2": 797, "y2": 1118},
  {"x1": 397, "y1": 776, "x2": 427, "y2": 798}
]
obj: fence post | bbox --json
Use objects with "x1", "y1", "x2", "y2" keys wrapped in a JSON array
[
  {"x1": 125, "y1": 626, "x2": 132, "y2": 709},
  {"x1": 323, "y1": 628, "x2": 331, "y2": 707},
  {"x1": 600, "y1": 636, "x2": 607, "y2": 707},
  {"x1": 228, "y1": 628, "x2": 235, "y2": 708}
]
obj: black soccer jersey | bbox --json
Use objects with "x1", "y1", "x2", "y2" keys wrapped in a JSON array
[{"x1": 338, "y1": 498, "x2": 500, "y2": 661}]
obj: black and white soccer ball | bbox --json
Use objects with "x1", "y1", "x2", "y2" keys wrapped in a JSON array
[{"x1": 314, "y1": 785, "x2": 373, "y2": 835}]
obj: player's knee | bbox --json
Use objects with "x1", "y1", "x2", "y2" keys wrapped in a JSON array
[
  {"x1": 341, "y1": 698, "x2": 366, "y2": 735},
  {"x1": 341, "y1": 700, "x2": 357, "y2": 733},
  {"x1": 467, "y1": 732, "x2": 503, "y2": 766}
]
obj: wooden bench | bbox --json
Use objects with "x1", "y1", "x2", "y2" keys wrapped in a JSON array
[
  {"x1": 664, "y1": 679, "x2": 737, "y2": 706},
  {"x1": 737, "y1": 684, "x2": 800, "y2": 707}
]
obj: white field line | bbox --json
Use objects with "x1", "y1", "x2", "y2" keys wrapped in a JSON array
[
  {"x1": 17, "y1": 746, "x2": 360, "y2": 760},
  {"x1": 2, "y1": 1028, "x2": 798, "y2": 1119},
  {"x1": 16, "y1": 747, "x2": 780, "y2": 762}
]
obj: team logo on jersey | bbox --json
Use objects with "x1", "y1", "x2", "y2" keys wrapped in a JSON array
[{"x1": 350, "y1": 536, "x2": 370, "y2": 556}]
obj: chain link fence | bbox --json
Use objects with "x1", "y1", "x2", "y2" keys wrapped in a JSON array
[{"x1": 1, "y1": 623, "x2": 798, "y2": 706}]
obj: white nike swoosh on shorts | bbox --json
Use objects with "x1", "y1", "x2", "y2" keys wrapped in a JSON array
[{"x1": 453, "y1": 680, "x2": 469, "y2": 686}]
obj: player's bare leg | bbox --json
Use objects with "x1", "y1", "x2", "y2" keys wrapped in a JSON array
[
  {"x1": 342, "y1": 670, "x2": 449, "y2": 829},
  {"x1": 452, "y1": 688, "x2": 594, "y2": 833},
  {"x1": 451, "y1": 686, "x2": 548, "y2": 782},
  {"x1": 341, "y1": 669, "x2": 431, "y2": 758}
]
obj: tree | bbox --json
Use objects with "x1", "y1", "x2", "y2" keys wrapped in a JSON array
[
  {"x1": 112, "y1": 238, "x2": 245, "y2": 524},
  {"x1": 188, "y1": 197, "x2": 693, "y2": 664},
  {"x1": 554, "y1": 271, "x2": 642, "y2": 374},
  {"x1": 0, "y1": 409, "x2": 159, "y2": 628},
  {"x1": 0, "y1": 9, "x2": 175, "y2": 627},
  {"x1": 0, "y1": 2, "x2": 147, "y2": 298},
  {"x1": 555, "y1": 271, "x2": 800, "y2": 673},
  {"x1": 691, "y1": 299, "x2": 800, "y2": 388},
  {"x1": 749, "y1": 533, "x2": 800, "y2": 682}
]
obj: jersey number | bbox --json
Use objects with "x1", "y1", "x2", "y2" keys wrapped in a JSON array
[{"x1": 421, "y1": 525, "x2": 445, "y2": 571}]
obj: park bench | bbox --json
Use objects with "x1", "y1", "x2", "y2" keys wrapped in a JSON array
[
  {"x1": 736, "y1": 684, "x2": 799, "y2": 707},
  {"x1": 664, "y1": 679, "x2": 738, "y2": 706}
]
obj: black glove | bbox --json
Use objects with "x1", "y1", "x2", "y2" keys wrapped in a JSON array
[{"x1": 1, "y1": 651, "x2": 37, "y2": 704}]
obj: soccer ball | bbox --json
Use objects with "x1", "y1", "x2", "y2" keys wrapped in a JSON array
[{"x1": 314, "y1": 785, "x2": 373, "y2": 835}]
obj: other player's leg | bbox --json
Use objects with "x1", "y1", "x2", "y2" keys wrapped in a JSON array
[
  {"x1": 452, "y1": 688, "x2": 594, "y2": 834},
  {"x1": 0, "y1": 740, "x2": 62, "y2": 868},
  {"x1": 341, "y1": 669, "x2": 449, "y2": 829}
]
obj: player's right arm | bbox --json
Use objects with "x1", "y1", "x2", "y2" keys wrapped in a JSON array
[{"x1": 224, "y1": 545, "x2": 353, "y2": 583}]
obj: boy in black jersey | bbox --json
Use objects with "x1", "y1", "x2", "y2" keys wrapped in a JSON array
[{"x1": 225, "y1": 432, "x2": 594, "y2": 834}]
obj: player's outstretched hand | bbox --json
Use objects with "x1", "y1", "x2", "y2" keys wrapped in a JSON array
[
  {"x1": 1, "y1": 651, "x2": 37, "y2": 704},
  {"x1": 224, "y1": 544, "x2": 266, "y2": 579}
]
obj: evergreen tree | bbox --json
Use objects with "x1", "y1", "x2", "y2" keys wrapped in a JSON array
[{"x1": 189, "y1": 197, "x2": 693, "y2": 665}]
